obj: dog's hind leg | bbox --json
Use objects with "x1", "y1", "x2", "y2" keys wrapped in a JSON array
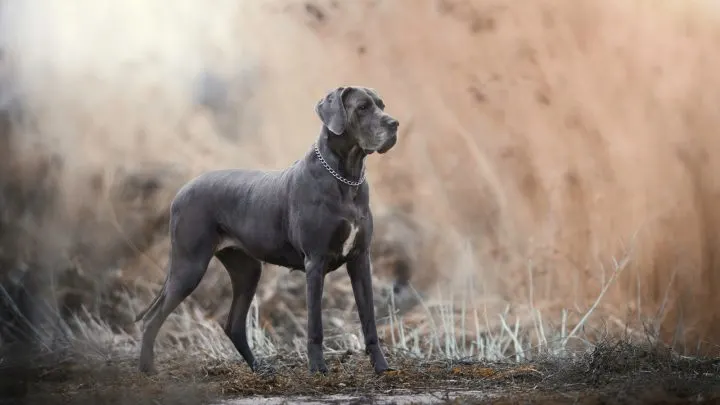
[
  {"x1": 138, "y1": 216, "x2": 216, "y2": 374},
  {"x1": 214, "y1": 247, "x2": 263, "y2": 372},
  {"x1": 138, "y1": 251, "x2": 214, "y2": 374}
]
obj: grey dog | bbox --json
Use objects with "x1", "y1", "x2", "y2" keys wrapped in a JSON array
[{"x1": 134, "y1": 86, "x2": 399, "y2": 376}]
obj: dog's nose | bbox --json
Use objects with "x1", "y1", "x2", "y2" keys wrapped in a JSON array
[{"x1": 386, "y1": 118, "x2": 399, "y2": 130}]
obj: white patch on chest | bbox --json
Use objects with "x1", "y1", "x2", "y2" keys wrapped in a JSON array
[{"x1": 342, "y1": 223, "x2": 360, "y2": 257}]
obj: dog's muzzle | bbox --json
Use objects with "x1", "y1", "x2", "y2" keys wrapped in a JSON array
[{"x1": 377, "y1": 118, "x2": 399, "y2": 154}]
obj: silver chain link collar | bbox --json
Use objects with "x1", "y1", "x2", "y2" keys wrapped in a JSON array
[{"x1": 313, "y1": 143, "x2": 366, "y2": 187}]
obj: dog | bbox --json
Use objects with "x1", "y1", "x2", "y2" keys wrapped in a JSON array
[{"x1": 134, "y1": 86, "x2": 399, "y2": 376}]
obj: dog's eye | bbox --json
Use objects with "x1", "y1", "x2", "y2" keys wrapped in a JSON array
[{"x1": 358, "y1": 103, "x2": 370, "y2": 111}]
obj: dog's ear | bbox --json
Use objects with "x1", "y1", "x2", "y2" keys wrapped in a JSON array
[{"x1": 315, "y1": 87, "x2": 352, "y2": 135}]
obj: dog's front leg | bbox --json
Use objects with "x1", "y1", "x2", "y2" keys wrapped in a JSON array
[
  {"x1": 347, "y1": 251, "x2": 391, "y2": 374},
  {"x1": 305, "y1": 257, "x2": 329, "y2": 374}
]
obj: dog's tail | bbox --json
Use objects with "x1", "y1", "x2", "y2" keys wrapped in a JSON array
[{"x1": 134, "y1": 282, "x2": 166, "y2": 324}]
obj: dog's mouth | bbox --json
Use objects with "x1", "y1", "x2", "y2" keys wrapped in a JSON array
[{"x1": 377, "y1": 135, "x2": 397, "y2": 154}]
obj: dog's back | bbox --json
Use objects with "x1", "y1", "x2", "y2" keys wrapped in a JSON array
[{"x1": 170, "y1": 167, "x2": 298, "y2": 260}]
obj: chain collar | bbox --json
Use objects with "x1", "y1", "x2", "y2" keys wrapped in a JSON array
[{"x1": 313, "y1": 143, "x2": 366, "y2": 187}]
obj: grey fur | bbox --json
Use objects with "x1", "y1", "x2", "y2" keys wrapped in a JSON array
[{"x1": 135, "y1": 86, "x2": 399, "y2": 375}]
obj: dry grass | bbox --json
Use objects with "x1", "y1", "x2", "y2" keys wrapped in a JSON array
[
  {"x1": 3, "y1": 315, "x2": 720, "y2": 404},
  {"x1": 7, "y1": 239, "x2": 715, "y2": 404},
  {"x1": 3, "y1": 0, "x2": 720, "y2": 403}
]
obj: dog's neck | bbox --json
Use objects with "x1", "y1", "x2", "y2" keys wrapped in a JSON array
[{"x1": 314, "y1": 126, "x2": 367, "y2": 186}]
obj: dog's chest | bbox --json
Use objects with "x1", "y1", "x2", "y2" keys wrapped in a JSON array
[{"x1": 329, "y1": 219, "x2": 365, "y2": 259}]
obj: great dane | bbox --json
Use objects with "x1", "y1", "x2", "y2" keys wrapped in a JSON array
[{"x1": 135, "y1": 86, "x2": 399, "y2": 375}]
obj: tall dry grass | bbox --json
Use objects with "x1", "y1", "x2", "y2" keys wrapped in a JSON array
[{"x1": 2, "y1": 0, "x2": 720, "y2": 364}]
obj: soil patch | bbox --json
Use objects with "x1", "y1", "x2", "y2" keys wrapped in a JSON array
[{"x1": 2, "y1": 343, "x2": 719, "y2": 405}]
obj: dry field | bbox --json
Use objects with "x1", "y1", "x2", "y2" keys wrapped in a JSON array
[{"x1": 2, "y1": 0, "x2": 720, "y2": 403}]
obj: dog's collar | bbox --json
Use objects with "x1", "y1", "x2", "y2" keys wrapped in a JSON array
[{"x1": 313, "y1": 143, "x2": 366, "y2": 187}]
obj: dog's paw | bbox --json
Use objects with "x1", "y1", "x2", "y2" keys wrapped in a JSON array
[
  {"x1": 307, "y1": 345, "x2": 328, "y2": 376},
  {"x1": 308, "y1": 362, "x2": 329, "y2": 376},
  {"x1": 309, "y1": 366, "x2": 329, "y2": 376},
  {"x1": 138, "y1": 364, "x2": 158, "y2": 376}
]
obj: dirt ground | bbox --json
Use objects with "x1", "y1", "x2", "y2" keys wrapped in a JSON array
[{"x1": 2, "y1": 342, "x2": 719, "y2": 405}]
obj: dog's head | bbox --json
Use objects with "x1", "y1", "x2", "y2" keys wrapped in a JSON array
[{"x1": 315, "y1": 86, "x2": 399, "y2": 154}]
